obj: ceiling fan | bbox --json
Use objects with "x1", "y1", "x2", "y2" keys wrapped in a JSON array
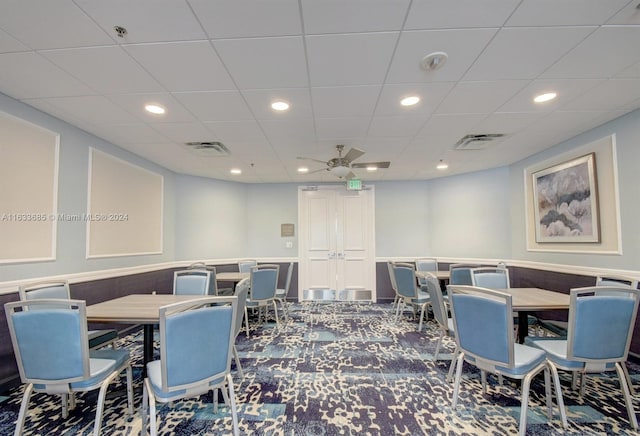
[{"x1": 297, "y1": 144, "x2": 390, "y2": 179}]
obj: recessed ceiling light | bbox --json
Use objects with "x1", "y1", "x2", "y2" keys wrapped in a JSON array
[
  {"x1": 230, "y1": 168, "x2": 242, "y2": 175},
  {"x1": 533, "y1": 92, "x2": 557, "y2": 103},
  {"x1": 271, "y1": 101, "x2": 290, "y2": 111},
  {"x1": 436, "y1": 160, "x2": 448, "y2": 170},
  {"x1": 297, "y1": 167, "x2": 309, "y2": 173},
  {"x1": 366, "y1": 166, "x2": 378, "y2": 172},
  {"x1": 400, "y1": 96, "x2": 420, "y2": 106},
  {"x1": 144, "y1": 104, "x2": 166, "y2": 115}
]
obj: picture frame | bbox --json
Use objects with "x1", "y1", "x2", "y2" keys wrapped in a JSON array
[{"x1": 532, "y1": 153, "x2": 600, "y2": 243}]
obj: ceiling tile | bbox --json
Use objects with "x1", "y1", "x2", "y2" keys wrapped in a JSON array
[
  {"x1": 607, "y1": 1, "x2": 640, "y2": 24},
  {"x1": 41, "y1": 46, "x2": 163, "y2": 94},
  {"x1": 188, "y1": 0, "x2": 302, "y2": 38},
  {"x1": 204, "y1": 120, "x2": 267, "y2": 142},
  {"x1": 562, "y1": 78, "x2": 640, "y2": 111},
  {"x1": 123, "y1": 41, "x2": 235, "y2": 91},
  {"x1": 541, "y1": 26, "x2": 640, "y2": 79},
  {"x1": 498, "y1": 78, "x2": 604, "y2": 113},
  {"x1": 373, "y1": 82, "x2": 455, "y2": 117},
  {"x1": 367, "y1": 116, "x2": 426, "y2": 137},
  {"x1": 311, "y1": 86, "x2": 381, "y2": 118},
  {"x1": 151, "y1": 122, "x2": 218, "y2": 143},
  {"x1": 75, "y1": 0, "x2": 206, "y2": 43},
  {"x1": 241, "y1": 88, "x2": 313, "y2": 119},
  {"x1": 259, "y1": 118, "x2": 316, "y2": 141},
  {"x1": 0, "y1": 1, "x2": 114, "y2": 49},
  {"x1": 470, "y1": 112, "x2": 546, "y2": 135},
  {"x1": 0, "y1": 52, "x2": 96, "y2": 99},
  {"x1": 415, "y1": 113, "x2": 487, "y2": 141},
  {"x1": 36, "y1": 95, "x2": 141, "y2": 124},
  {"x1": 315, "y1": 117, "x2": 371, "y2": 138},
  {"x1": 506, "y1": 0, "x2": 631, "y2": 26},
  {"x1": 172, "y1": 91, "x2": 253, "y2": 121},
  {"x1": 386, "y1": 29, "x2": 498, "y2": 83},
  {"x1": 0, "y1": 28, "x2": 30, "y2": 53},
  {"x1": 404, "y1": 0, "x2": 520, "y2": 29},
  {"x1": 306, "y1": 32, "x2": 398, "y2": 86},
  {"x1": 616, "y1": 60, "x2": 640, "y2": 78},
  {"x1": 88, "y1": 123, "x2": 170, "y2": 145},
  {"x1": 436, "y1": 80, "x2": 529, "y2": 115},
  {"x1": 463, "y1": 27, "x2": 596, "y2": 80},
  {"x1": 301, "y1": 0, "x2": 410, "y2": 34},
  {"x1": 213, "y1": 36, "x2": 308, "y2": 89},
  {"x1": 107, "y1": 93, "x2": 197, "y2": 123}
]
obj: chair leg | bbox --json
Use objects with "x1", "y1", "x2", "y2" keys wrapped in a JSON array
[
  {"x1": 142, "y1": 380, "x2": 149, "y2": 436},
  {"x1": 480, "y1": 370, "x2": 488, "y2": 394},
  {"x1": 233, "y1": 345, "x2": 244, "y2": 380},
  {"x1": 226, "y1": 373, "x2": 240, "y2": 436},
  {"x1": 418, "y1": 305, "x2": 426, "y2": 332},
  {"x1": 549, "y1": 363, "x2": 568, "y2": 428},
  {"x1": 447, "y1": 346, "x2": 459, "y2": 383},
  {"x1": 616, "y1": 362, "x2": 639, "y2": 430},
  {"x1": 622, "y1": 362, "x2": 636, "y2": 396},
  {"x1": 452, "y1": 352, "x2": 465, "y2": 408},
  {"x1": 433, "y1": 330, "x2": 444, "y2": 361},
  {"x1": 125, "y1": 364, "x2": 134, "y2": 415},
  {"x1": 61, "y1": 393, "x2": 69, "y2": 419},
  {"x1": 244, "y1": 307, "x2": 250, "y2": 336},
  {"x1": 14, "y1": 383, "x2": 33, "y2": 436},
  {"x1": 93, "y1": 370, "x2": 121, "y2": 436},
  {"x1": 544, "y1": 367, "x2": 553, "y2": 420},
  {"x1": 518, "y1": 370, "x2": 536, "y2": 436},
  {"x1": 272, "y1": 301, "x2": 280, "y2": 328}
]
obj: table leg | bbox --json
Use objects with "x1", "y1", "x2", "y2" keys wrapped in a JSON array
[
  {"x1": 143, "y1": 324, "x2": 155, "y2": 378},
  {"x1": 518, "y1": 312, "x2": 529, "y2": 344}
]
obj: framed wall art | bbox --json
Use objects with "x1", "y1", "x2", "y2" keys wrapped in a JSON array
[{"x1": 532, "y1": 153, "x2": 600, "y2": 243}]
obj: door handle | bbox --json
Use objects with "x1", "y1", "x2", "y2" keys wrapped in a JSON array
[
  {"x1": 337, "y1": 252, "x2": 345, "y2": 259},
  {"x1": 328, "y1": 252, "x2": 336, "y2": 259}
]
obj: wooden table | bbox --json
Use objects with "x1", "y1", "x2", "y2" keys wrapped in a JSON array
[
  {"x1": 86, "y1": 294, "x2": 203, "y2": 376},
  {"x1": 498, "y1": 288, "x2": 570, "y2": 343},
  {"x1": 216, "y1": 271, "x2": 249, "y2": 283},
  {"x1": 415, "y1": 270, "x2": 450, "y2": 281}
]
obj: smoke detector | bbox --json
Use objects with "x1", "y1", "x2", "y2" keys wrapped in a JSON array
[
  {"x1": 454, "y1": 134, "x2": 505, "y2": 150},
  {"x1": 420, "y1": 51, "x2": 448, "y2": 72},
  {"x1": 183, "y1": 141, "x2": 230, "y2": 157}
]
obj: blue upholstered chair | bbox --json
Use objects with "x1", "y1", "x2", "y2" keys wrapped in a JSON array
[
  {"x1": 19, "y1": 280, "x2": 118, "y2": 350},
  {"x1": 387, "y1": 261, "x2": 401, "y2": 311},
  {"x1": 5, "y1": 299, "x2": 133, "y2": 436},
  {"x1": 423, "y1": 272, "x2": 458, "y2": 382},
  {"x1": 448, "y1": 264, "x2": 477, "y2": 286},
  {"x1": 595, "y1": 275, "x2": 638, "y2": 289},
  {"x1": 173, "y1": 269, "x2": 213, "y2": 295},
  {"x1": 246, "y1": 264, "x2": 280, "y2": 331},
  {"x1": 238, "y1": 259, "x2": 257, "y2": 273},
  {"x1": 471, "y1": 267, "x2": 510, "y2": 289},
  {"x1": 141, "y1": 296, "x2": 239, "y2": 436},
  {"x1": 527, "y1": 286, "x2": 640, "y2": 431},
  {"x1": 188, "y1": 262, "x2": 232, "y2": 295},
  {"x1": 415, "y1": 258, "x2": 438, "y2": 286},
  {"x1": 393, "y1": 263, "x2": 431, "y2": 332},
  {"x1": 448, "y1": 285, "x2": 563, "y2": 435},
  {"x1": 275, "y1": 262, "x2": 294, "y2": 322}
]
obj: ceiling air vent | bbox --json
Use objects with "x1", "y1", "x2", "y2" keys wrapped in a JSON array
[
  {"x1": 183, "y1": 141, "x2": 230, "y2": 157},
  {"x1": 454, "y1": 133, "x2": 505, "y2": 150}
]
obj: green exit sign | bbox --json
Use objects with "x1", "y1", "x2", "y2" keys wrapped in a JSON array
[{"x1": 347, "y1": 179, "x2": 362, "y2": 190}]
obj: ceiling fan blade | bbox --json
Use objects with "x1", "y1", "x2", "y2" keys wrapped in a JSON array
[
  {"x1": 305, "y1": 167, "x2": 329, "y2": 175},
  {"x1": 343, "y1": 147, "x2": 365, "y2": 163},
  {"x1": 351, "y1": 161, "x2": 391, "y2": 169},
  {"x1": 296, "y1": 156, "x2": 329, "y2": 165}
]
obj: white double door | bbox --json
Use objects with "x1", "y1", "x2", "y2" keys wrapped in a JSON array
[{"x1": 298, "y1": 185, "x2": 375, "y2": 301}]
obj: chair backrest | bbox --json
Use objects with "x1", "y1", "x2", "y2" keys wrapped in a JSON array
[
  {"x1": 567, "y1": 287, "x2": 640, "y2": 365},
  {"x1": 5, "y1": 299, "x2": 90, "y2": 386},
  {"x1": 596, "y1": 275, "x2": 638, "y2": 289},
  {"x1": 393, "y1": 263, "x2": 418, "y2": 299},
  {"x1": 234, "y1": 279, "x2": 250, "y2": 337},
  {"x1": 471, "y1": 267, "x2": 510, "y2": 289},
  {"x1": 19, "y1": 280, "x2": 72, "y2": 310},
  {"x1": 448, "y1": 264, "x2": 477, "y2": 285},
  {"x1": 449, "y1": 285, "x2": 514, "y2": 369},
  {"x1": 416, "y1": 258, "x2": 438, "y2": 285},
  {"x1": 423, "y1": 272, "x2": 449, "y2": 331},
  {"x1": 158, "y1": 296, "x2": 236, "y2": 393},
  {"x1": 238, "y1": 259, "x2": 257, "y2": 273},
  {"x1": 387, "y1": 261, "x2": 398, "y2": 292},
  {"x1": 173, "y1": 269, "x2": 213, "y2": 296},
  {"x1": 250, "y1": 264, "x2": 279, "y2": 301}
]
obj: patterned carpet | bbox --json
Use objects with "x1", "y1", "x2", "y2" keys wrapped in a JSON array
[{"x1": 1, "y1": 302, "x2": 639, "y2": 435}]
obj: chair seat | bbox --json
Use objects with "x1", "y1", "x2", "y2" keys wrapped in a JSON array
[
  {"x1": 525, "y1": 337, "x2": 616, "y2": 371},
  {"x1": 35, "y1": 357, "x2": 118, "y2": 391},
  {"x1": 410, "y1": 290, "x2": 430, "y2": 304},
  {"x1": 494, "y1": 343, "x2": 547, "y2": 377},
  {"x1": 87, "y1": 329, "x2": 118, "y2": 349},
  {"x1": 146, "y1": 360, "x2": 226, "y2": 401},
  {"x1": 275, "y1": 288, "x2": 286, "y2": 298},
  {"x1": 90, "y1": 348, "x2": 130, "y2": 369}
]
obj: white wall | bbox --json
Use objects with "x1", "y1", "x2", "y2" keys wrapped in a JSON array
[{"x1": 0, "y1": 93, "x2": 176, "y2": 282}]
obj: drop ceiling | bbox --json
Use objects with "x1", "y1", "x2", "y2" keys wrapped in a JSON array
[{"x1": 1, "y1": 0, "x2": 639, "y2": 183}]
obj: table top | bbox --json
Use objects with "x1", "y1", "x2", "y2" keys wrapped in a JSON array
[
  {"x1": 216, "y1": 271, "x2": 250, "y2": 282},
  {"x1": 86, "y1": 294, "x2": 204, "y2": 324},
  {"x1": 415, "y1": 270, "x2": 450, "y2": 280},
  {"x1": 497, "y1": 287, "x2": 570, "y2": 311}
]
